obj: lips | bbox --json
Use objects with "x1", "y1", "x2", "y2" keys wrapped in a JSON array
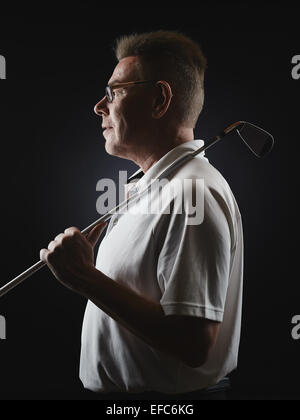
[
  {"x1": 102, "y1": 121, "x2": 113, "y2": 129},
  {"x1": 102, "y1": 126, "x2": 113, "y2": 132}
]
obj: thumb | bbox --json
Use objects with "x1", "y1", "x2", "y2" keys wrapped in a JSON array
[{"x1": 86, "y1": 221, "x2": 107, "y2": 247}]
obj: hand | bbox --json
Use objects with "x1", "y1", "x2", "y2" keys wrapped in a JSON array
[{"x1": 40, "y1": 222, "x2": 107, "y2": 294}]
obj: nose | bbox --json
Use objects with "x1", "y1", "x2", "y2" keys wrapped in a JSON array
[{"x1": 94, "y1": 96, "x2": 109, "y2": 116}]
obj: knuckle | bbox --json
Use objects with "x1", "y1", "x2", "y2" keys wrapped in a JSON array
[
  {"x1": 40, "y1": 249, "x2": 47, "y2": 262},
  {"x1": 55, "y1": 233, "x2": 64, "y2": 242},
  {"x1": 72, "y1": 230, "x2": 81, "y2": 238},
  {"x1": 48, "y1": 240, "x2": 56, "y2": 250},
  {"x1": 65, "y1": 226, "x2": 78, "y2": 233},
  {"x1": 48, "y1": 240, "x2": 62, "y2": 254}
]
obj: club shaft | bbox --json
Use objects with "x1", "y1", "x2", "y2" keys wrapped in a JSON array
[
  {"x1": 0, "y1": 260, "x2": 46, "y2": 297},
  {"x1": 0, "y1": 131, "x2": 229, "y2": 299},
  {"x1": 0, "y1": 202, "x2": 134, "y2": 298}
]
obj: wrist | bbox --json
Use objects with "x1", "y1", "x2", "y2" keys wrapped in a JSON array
[{"x1": 74, "y1": 264, "x2": 101, "y2": 298}]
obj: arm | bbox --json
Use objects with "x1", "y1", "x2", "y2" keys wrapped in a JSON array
[
  {"x1": 82, "y1": 266, "x2": 219, "y2": 368},
  {"x1": 40, "y1": 223, "x2": 219, "y2": 368}
]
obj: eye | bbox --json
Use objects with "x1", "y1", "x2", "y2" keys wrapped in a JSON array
[{"x1": 113, "y1": 89, "x2": 124, "y2": 100}]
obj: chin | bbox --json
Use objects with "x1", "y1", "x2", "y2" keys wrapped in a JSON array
[
  {"x1": 104, "y1": 140, "x2": 116, "y2": 156},
  {"x1": 104, "y1": 138, "x2": 125, "y2": 158}
]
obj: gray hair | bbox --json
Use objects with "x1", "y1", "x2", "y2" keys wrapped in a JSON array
[{"x1": 114, "y1": 30, "x2": 207, "y2": 128}]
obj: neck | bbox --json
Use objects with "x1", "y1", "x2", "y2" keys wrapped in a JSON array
[{"x1": 136, "y1": 127, "x2": 194, "y2": 173}]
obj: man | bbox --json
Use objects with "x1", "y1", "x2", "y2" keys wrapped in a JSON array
[{"x1": 40, "y1": 31, "x2": 243, "y2": 400}]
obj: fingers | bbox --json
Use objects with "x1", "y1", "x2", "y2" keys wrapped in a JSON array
[
  {"x1": 86, "y1": 222, "x2": 107, "y2": 247},
  {"x1": 40, "y1": 240, "x2": 59, "y2": 263},
  {"x1": 54, "y1": 233, "x2": 65, "y2": 242},
  {"x1": 48, "y1": 240, "x2": 57, "y2": 252},
  {"x1": 40, "y1": 248, "x2": 50, "y2": 263},
  {"x1": 64, "y1": 226, "x2": 81, "y2": 236},
  {"x1": 39, "y1": 223, "x2": 107, "y2": 268},
  {"x1": 40, "y1": 226, "x2": 81, "y2": 263}
]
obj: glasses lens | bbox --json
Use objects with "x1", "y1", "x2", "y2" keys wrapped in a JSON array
[{"x1": 105, "y1": 86, "x2": 113, "y2": 103}]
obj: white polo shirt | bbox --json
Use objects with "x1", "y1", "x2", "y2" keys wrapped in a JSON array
[{"x1": 80, "y1": 139, "x2": 244, "y2": 394}]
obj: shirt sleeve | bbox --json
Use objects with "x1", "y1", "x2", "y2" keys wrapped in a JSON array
[{"x1": 156, "y1": 184, "x2": 233, "y2": 323}]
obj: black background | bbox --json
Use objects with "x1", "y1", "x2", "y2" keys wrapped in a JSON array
[{"x1": 0, "y1": 2, "x2": 299, "y2": 400}]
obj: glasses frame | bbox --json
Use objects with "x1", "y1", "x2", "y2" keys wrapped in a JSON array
[{"x1": 105, "y1": 80, "x2": 157, "y2": 103}]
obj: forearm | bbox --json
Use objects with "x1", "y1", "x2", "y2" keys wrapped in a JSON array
[
  {"x1": 39, "y1": 224, "x2": 199, "y2": 364},
  {"x1": 80, "y1": 266, "x2": 188, "y2": 363}
]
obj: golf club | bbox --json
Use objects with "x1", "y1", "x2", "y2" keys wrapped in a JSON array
[{"x1": 0, "y1": 120, "x2": 274, "y2": 298}]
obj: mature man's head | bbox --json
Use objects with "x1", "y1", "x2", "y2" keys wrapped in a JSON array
[{"x1": 115, "y1": 31, "x2": 207, "y2": 128}]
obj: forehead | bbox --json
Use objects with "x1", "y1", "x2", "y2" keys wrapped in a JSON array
[{"x1": 108, "y1": 56, "x2": 141, "y2": 85}]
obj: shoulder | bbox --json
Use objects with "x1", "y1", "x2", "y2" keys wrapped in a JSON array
[
  {"x1": 167, "y1": 157, "x2": 242, "y2": 233},
  {"x1": 169, "y1": 156, "x2": 234, "y2": 205}
]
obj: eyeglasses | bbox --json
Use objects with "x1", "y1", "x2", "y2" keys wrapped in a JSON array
[{"x1": 105, "y1": 80, "x2": 157, "y2": 103}]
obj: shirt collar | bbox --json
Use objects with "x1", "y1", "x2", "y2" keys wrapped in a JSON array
[{"x1": 126, "y1": 139, "x2": 207, "y2": 192}]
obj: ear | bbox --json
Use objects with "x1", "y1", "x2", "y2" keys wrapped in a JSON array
[{"x1": 152, "y1": 80, "x2": 173, "y2": 119}]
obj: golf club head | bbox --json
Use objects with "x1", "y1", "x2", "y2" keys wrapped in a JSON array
[{"x1": 236, "y1": 121, "x2": 274, "y2": 158}]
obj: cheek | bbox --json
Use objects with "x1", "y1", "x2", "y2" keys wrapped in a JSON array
[
  {"x1": 112, "y1": 106, "x2": 133, "y2": 138},
  {"x1": 113, "y1": 113, "x2": 128, "y2": 140},
  {"x1": 111, "y1": 97, "x2": 151, "y2": 140}
]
